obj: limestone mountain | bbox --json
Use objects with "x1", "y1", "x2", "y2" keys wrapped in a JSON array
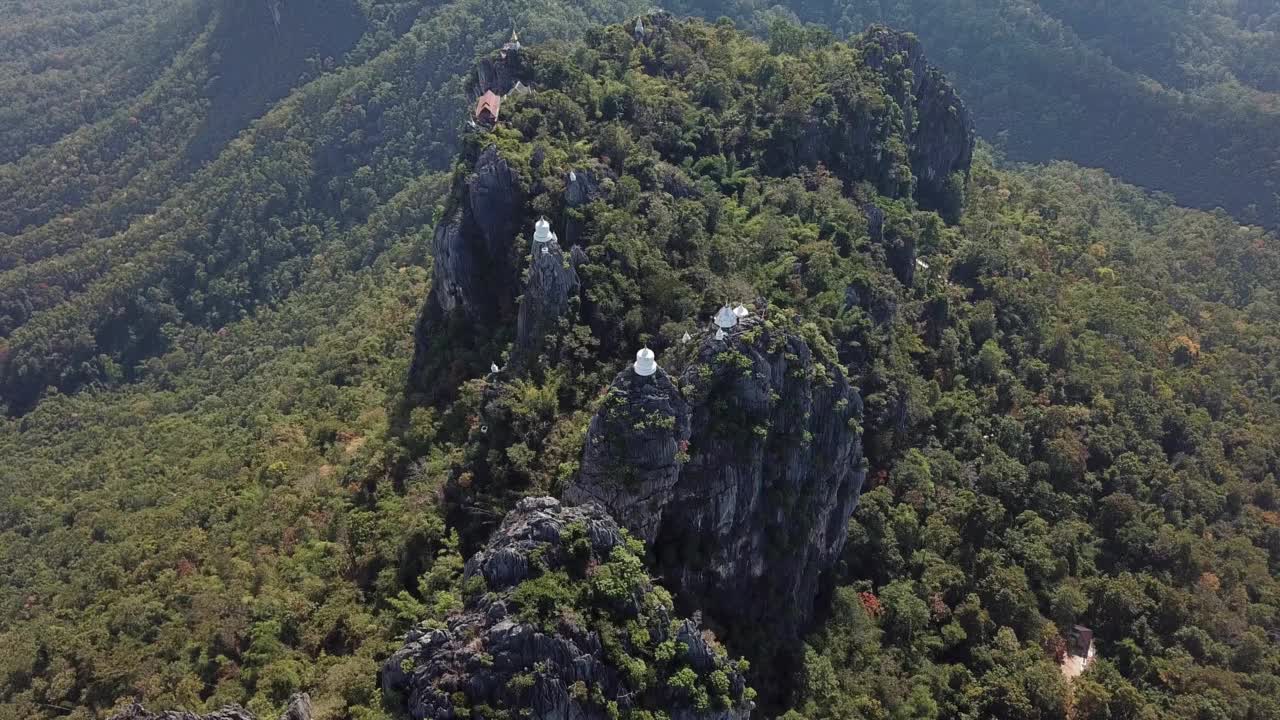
[
  {"x1": 382, "y1": 497, "x2": 754, "y2": 720},
  {"x1": 4, "y1": 4, "x2": 1280, "y2": 720},
  {"x1": 399, "y1": 13, "x2": 965, "y2": 710}
]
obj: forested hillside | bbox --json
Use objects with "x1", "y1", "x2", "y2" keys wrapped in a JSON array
[
  {"x1": 666, "y1": 0, "x2": 1280, "y2": 228},
  {"x1": 0, "y1": 0, "x2": 641, "y2": 413},
  {"x1": 5, "y1": 0, "x2": 1279, "y2": 412},
  {"x1": 2, "y1": 4, "x2": 1280, "y2": 720},
  {"x1": 0, "y1": 0, "x2": 190, "y2": 163}
]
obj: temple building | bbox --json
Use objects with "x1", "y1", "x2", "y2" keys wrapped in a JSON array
[
  {"x1": 713, "y1": 305, "x2": 737, "y2": 340},
  {"x1": 474, "y1": 91, "x2": 501, "y2": 126},
  {"x1": 1059, "y1": 625, "x2": 1097, "y2": 680},
  {"x1": 503, "y1": 29, "x2": 521, "y2": 52},
  {"x1": 714, "y1": 305, "x2": 738, "y2": 329}
]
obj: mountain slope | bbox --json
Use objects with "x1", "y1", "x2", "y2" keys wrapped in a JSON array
[
  {"x1": 668, "y1": 0, "x2": 1280, "y2": 228},
  {"x1": 3, "y1": 6, "x2": 1280, "y2": 720},
  {"x1": 7, "y1": 0, "x2": 1279, "y2": 416},
  {"x1": 0, "y1": 0, "x2": 194, "y2": 163},
  {"x1": 0, "y1": 0, "x2": 645, "y2": 414}
]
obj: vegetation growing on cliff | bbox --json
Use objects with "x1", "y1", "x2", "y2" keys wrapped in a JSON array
[
  {"x1": 2, "y1": 5, "x2": 1280, "y2": 720},
  {"x1": 666, "y1": 0, "x2": 1280, "y2": 228}
]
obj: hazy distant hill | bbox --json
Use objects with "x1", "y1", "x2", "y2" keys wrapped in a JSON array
[{"x1": 673, "y1": 0, "x2": 1280, "y2": 227}]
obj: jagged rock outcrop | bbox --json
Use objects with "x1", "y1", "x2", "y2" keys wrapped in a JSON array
[
  {"x1": 109, "y1": 694, "x2": 311, "y2": 720},
  {"x1": 428, "y1": 145, "x2": 525, "y2": 320},
  {"x1": 862, "y1": 202, "x2": 916, "y2": 286},
  {"x1": 858, "y1": 26, "x2": 975, "y2": 223},
  {"x1": 664, "y1": 316, "x2": 866, "y2": 647},
  {"x1": 569, "y1": 313, "x2": 866, "y2": 672},
  {"x1": 565, "y1": 367, "x2": 691, "y2": 543},
  {"x1": 474, "y1": 51, "x2": 529, "y2": 98},
  {"x1": 382, "y1": 497, "x2": 753, "y2": 720},
  {"x1": 778, "y1": 109, "x2": 913, "y2": 203},
  {"x1": 409, "y1": 145, "x2": 524, "y2": 393},
  {"x1": 515, "y1": 236, "x2": 580, "y2": 363},
  {"x1": 564, "y1": 168, "x2": 606, "y2": 248}
]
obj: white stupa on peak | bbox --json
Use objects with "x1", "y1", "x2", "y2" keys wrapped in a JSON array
[
  {"x1": 714, "y1": 305, "x2": 738, "y2": 329},
  {"x1": 533, "y1": 217, "x2": 556, "y2": 244},
  {"x1": 733, "y1": 304, "x2": 750, "y2": 319},
  {"x1": 681, "y1": 331, "x2": 692, "y2": 344},
  {"x1": 633, "y1": 347, "x2": 658, "y2": 376}
]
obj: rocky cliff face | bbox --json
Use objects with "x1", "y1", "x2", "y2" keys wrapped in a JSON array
[
  {"x1": 428, "y1": 145, "x2": 525, "y2": 320},
  {"x1": 564, "y1": 168, "x2": 606, "y2": 249},
  {"x1": 473, "y1": 51, "x2": 528, "y2": 98},
  {"x1": 569, "y1": 312, "x2": 866, "y2": 676},
  {"x1": 409, "y1": 144, "x2": 525, "y2": 394},
  {"x1": 564, "y1": 368, "x2": 691, "y2": 543},
  {"x1": 858, "y1": 26, "x2": 975, "y2": 223},
  {"x1": 515, "y1": 236, "x2": 580, "y2": 364},
  {"x1": 109, "y1": 694, "x2": 311, "y2": 720},
  {"x1": 382, "y1": 497, "x2": 753, "y2": 720}
]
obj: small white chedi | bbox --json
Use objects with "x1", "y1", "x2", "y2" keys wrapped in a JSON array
[
  {"x1": 714, "y1": 305, "x2": 738, "y2": 329},
  {"x1": 713, "y1": 304, "x2": 738, "y2": 340},
  {"x1": 633, "y1": 347, "x2": 658, "y2": 377},
  {"x1": 533, "y1": 217, "x2": 556, "y2": 244}
]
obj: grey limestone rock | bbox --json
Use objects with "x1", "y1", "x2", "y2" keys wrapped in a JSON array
[
  {"x1": 382, "y1": 498, "x2": 752, "y2": 720},
  {"x1": 108, "y1": 694, "x2": 311, "y2": 720},
  {"x1": 564, "y1": 368, "x2": 691, "y2": 543},
  {"x1": 858, "y1": 26, "x2": 975, "y2": 223},
  {"x1": 428, "y1": 144, "x2": 524, "y2": 319},
  {"x1": 409, "y1": 144, "x2": 525, "y2": 395},
  {"x1": 569, "y1": 313, "x2": 867, "y2": 671},
  {"x1": 515, "y1": 237, "x2": 580, "y2": 364}
]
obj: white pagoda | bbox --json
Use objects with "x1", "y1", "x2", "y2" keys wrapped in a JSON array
[
  {"x1": 633, "y1": 348, "x2": 658, "y2": 376},
  {"x1": 533, "y1": 217, "x2": 557, "y2": 244}
]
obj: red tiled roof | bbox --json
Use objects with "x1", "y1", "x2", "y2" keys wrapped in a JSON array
[{"x1": 475, "y1": 91, "x2": 501, "y2": 122}]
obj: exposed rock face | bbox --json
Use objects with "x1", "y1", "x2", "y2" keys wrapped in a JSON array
[
  {"x1": 863, "y1": 203, "x2": 915, "y2": 286},
  {"x1": 777, "y1": 111, "x2": 912, "y2": 203},
  {"x1": 382, "y1": 497, "x2": 752, "y2": 720},
  {"x1": 565, "y1": 368, "x2": 691, "y2": 543},
  {"x1": 665, "y1": 317, "x2": 866, "y2": 647},
  {"x1": 515, "y1": 237, "x2": 580, "y2": 363},
  {"x1": 564, "y1": 168, "x2": 604, "y2": 248},
  {"x1": 109, "y1": 708, "x2": 255, "y2": 720},
  {"x1": 429, "y1": 145, "x2": 525, "y2": 319},
  {"x1": 474, "y1": 51, "x2": 528, "y2": 98},
  {"x1": 109, "y1": 694, "x2": 311, "y2": 720},
  {"x1": 409, "y1": 145, "x2": 524, "y2": 393},
  {"x1": 569, "y1": 314, "x2": 866, "y2": 670},
  {"x1": 858, "y1": 26, "x2": 975, "y2": 223},
  {"x1": 843, "y1": 279, "x2": 896, "y2": 329}
]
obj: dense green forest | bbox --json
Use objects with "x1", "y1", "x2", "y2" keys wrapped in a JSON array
[
  {"x1": 4, "y1": 0, "x2": 1278, "y2": 411},
  {"x1": 0, "y1": 0, "x2": 190, "y2": 164},
  {"x1": 2, "y1": 2, "x2": 1280, "y2": 720},
  {"x1": 659, "y1": 0, "x2": 1280, "y2": 227}
]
